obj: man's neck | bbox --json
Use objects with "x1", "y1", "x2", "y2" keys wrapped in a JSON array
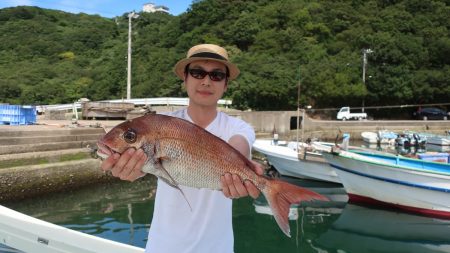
[{"x1": 186, "y1": 105, "x2": 218, "y2": 129}]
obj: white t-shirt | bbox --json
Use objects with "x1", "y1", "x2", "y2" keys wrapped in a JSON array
[{"x1": 145, "y1": 108, "x2": 255, "y2": 253}]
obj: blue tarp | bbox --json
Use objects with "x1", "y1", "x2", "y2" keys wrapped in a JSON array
[{"x1": 0, "y1": 105, "x2": 36, "y2": 125}]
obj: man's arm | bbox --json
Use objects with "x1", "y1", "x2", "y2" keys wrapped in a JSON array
[{"x1": 220, "y1": 135, "x2": 263, "y2": 199}]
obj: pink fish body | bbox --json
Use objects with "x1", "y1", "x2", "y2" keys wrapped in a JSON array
[{"x1": 97, "y1": 114, "x2": 328, "y2": 237}]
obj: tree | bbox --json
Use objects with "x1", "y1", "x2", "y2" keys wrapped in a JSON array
[{"x1": 0, "y1": 2, "x2": 448, "y2": 111}]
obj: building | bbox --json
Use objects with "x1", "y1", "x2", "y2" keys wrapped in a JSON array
[{"x1": 142, "y1": 3, "x2": 169, "y2": 13}]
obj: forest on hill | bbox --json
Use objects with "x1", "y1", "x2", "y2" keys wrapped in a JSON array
[{"x1": 0, "y1": 0, "x2": 448, "y2": 113}]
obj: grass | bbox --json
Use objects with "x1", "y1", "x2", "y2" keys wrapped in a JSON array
[{"x1": 0, "y1": 152, "x2": 92, "y2": 169}]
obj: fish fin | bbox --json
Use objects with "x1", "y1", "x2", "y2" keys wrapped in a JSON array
[
  {"x1": 159, "y1": 176, "x2": 193, "y2": 211},
  {"x1": 263, "y1": 179, "x2": 329, "y2": 237},
  {"x1": 174, "y1": 186, "x2": 193, "y2": 211},
  {"x1": 156, "y1": 161, "x2": 193, "y2": 211},
  {"x1": 144, "y1": 141, "x2": 193, "y2": 211}
]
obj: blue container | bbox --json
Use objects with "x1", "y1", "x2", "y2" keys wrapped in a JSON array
[
  {"x1": 418, "y1": 153, "x2": 449, "y2": 163},
  {"x1": 0, "y1": 105, "x2": 37, "y2": 125}
]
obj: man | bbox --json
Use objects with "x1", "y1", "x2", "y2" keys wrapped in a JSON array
[{"x1": 101, "y1": 44, "x2": 263, "y2": 252}]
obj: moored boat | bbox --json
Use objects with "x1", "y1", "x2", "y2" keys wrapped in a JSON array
[
  {"x1": 322, "y1": 149, "x2": 450, "y2": 218},
  {"x1": 361, "y1": 130, "x2": 397, "y2": 145},
  {"x1": 252, "y1": 139, "x2": 341, "y2": 183}
]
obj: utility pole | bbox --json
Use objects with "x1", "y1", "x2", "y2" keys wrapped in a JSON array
[
  {"x1": 362, "y1": 48, "x2": 373, "y2": 113},
  {"x1": 127, "y1": 11, "x2": 139, "y2": 100},
  {"x1": 296, "y1": 66, "x2": 301, "y2": 144}
]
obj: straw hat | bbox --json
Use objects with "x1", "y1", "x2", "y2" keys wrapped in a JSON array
[{"x1": 174, "y1": 44, "x2": 240, "y2": 80}]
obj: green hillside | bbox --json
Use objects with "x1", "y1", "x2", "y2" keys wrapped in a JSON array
[{"x1": 0, "y1": 0, "x2": 448, "y2": 112}]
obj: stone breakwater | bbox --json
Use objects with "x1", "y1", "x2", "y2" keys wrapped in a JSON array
[{"x1": 0, "y1": 124, "x2": 118, "y2": 202}]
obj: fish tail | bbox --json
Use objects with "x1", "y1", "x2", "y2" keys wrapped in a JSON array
[{"x1": 262, "y1": 179, "x2": 329, "y2": 237}]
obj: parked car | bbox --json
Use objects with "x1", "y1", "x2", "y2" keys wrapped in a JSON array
[
  {"x1": 413, "y1": 107, "x2": 449, "y2": 120},
  {"x1": 336, "y1": 107, "x2": 367, "y2": 121}
]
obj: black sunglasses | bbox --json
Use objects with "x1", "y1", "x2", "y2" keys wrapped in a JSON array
[{"x1": 188, "y1": 68, "x2": 227, "y2": 82}]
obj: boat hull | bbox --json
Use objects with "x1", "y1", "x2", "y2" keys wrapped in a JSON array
[
  {"x1": 0, "y1": 205, "x2": 144, "y2": 253},
  {"x1": 323, "y1": 151, "x2": 450, "y2": 218},
  {"x1": 253, "y1": 140, "x2": 340, "y2": 183}
]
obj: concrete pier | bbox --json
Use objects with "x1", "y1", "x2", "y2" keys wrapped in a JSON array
[{"x1": 0, "y1": 123, "x2": 118, "y2": 202}]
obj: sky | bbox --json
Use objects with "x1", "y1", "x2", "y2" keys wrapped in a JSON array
[{"x1": 0, "y1": 0, "x2": 193, "y2": 17}]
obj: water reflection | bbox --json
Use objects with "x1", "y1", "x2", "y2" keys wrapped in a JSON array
[
  {"x1": 426, "y1": 144, "x2": 450, "y2": 153},
  {"x1": 315, "y1": 204, "x2": 450, "y2": 253},
  {"x1": 244, "y1": 177, "x2": 450, "y2": 253},
  {"x1": 236, "y1": 177, "x2": 347, "y2": 253}
]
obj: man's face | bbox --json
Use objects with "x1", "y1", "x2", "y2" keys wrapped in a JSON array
[{"x1": 183, "y1": 60, "x2": 228, "y2": 108}]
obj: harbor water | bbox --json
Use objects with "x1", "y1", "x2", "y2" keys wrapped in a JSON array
[{"x1": 2, "y1": 174, "x2": 450, "y2": 253}]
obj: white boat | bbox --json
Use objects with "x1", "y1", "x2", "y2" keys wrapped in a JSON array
[
  {"x1": 361, "y1": 131, "x2": 397, "y2": 145},
  {"x1": 361, "y1": 131, "x2": 378, "y2": 144},
  {"x1": 252, "y1": 139, "x2": 340, "y2": 183},
  {"x1": 323, "y1": 149, "x2": 450, "y2": 218},
  {"x1": 0, "y1": 205, "x2": 144, "y2": 253}
]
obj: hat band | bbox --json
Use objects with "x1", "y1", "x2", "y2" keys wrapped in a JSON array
[{"x1": 189, "y1": 52, "x2": 227, "y2": 61}]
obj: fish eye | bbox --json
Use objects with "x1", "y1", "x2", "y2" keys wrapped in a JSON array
[{"x1": 123, "y1": 129, "x2": 137, "y2": 143}]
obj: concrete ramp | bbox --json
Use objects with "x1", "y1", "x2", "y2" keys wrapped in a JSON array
[
  {"x1": 0, "y1": 127, "x2": 105, "y2": 154},
  {"x1": 0, "y1": 126, "x2": 118, "y2": 202}
]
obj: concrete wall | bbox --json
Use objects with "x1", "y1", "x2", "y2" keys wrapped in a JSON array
[
  {"x1": 230, "y1": 111, "x2": 299, "y2": 134},
  {"x1": 228, "y1": 110, "x2": 450, "y2": 140}
]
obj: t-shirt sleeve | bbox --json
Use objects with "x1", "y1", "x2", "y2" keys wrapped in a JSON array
[{"x1": 230, "y1": 118, "x2": 255, "y2": 151}]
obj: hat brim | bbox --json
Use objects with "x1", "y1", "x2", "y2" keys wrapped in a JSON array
[{"x1": 174, "y1": 57, "x2": 240, "y2": 81}]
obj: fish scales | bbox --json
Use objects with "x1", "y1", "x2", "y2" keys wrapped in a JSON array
[
  {"x1": 97, "y1": 113, "x2": 328, "y2": 237},
  {"x1": 145, "y1": 115, "x2": 260, "y2": 189},
  {"x1": 153, "y1": 135, "x2": 258, "y2": 189}
]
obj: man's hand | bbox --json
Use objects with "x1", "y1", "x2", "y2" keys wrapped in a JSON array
[
  {"x1": 220, "y1": 160, "x2": 264, "y2": 199},
  {"x1": 100, "y1": 148, "x2": 147, "y2": 181}
]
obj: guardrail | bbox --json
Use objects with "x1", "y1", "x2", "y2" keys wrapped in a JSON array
[{"x1": 36, "y1": 97, "x2": 232, "y2": 113}]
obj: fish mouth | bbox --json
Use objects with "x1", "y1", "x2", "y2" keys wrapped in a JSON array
[{"x1": 96, "y1": 141, "x2": 118, "y2": 160}]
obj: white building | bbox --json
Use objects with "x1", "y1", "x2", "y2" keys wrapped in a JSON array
[{"x1": 143, "y1": 3, "x2": 169, "y2": 13}]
